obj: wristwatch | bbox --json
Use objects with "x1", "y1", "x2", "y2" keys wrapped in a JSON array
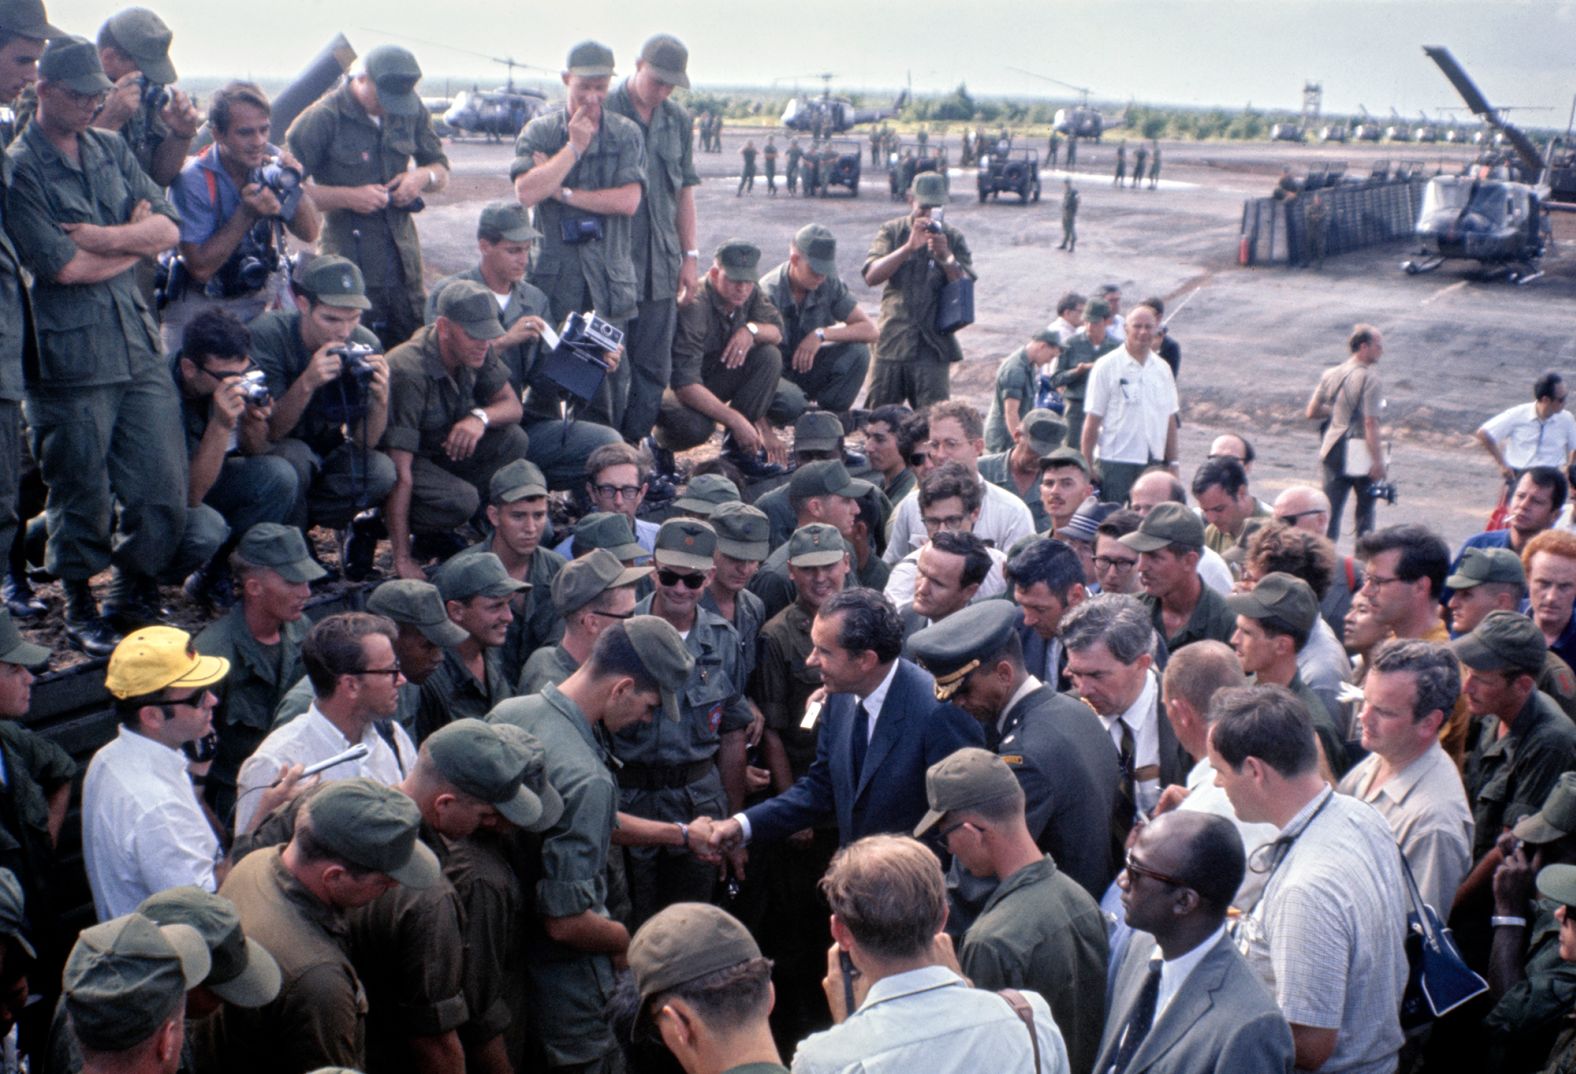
[
  {"x1": 469, "y1": 408, "x2": 490, "y2": 429},
  {"x1": 815, "y1": 328, "x2": 827, "y2": 343},
  {"x1": 560, "y1": 187, "x2": 573, "y2": 203},
  {"x1": 745, "y1": 322, "x2": 759, "y2": 338}
]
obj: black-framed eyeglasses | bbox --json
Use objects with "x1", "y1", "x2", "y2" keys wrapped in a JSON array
[
  {"x1": 354, "y1": 662, "x2": 403, "y2": 681},
  {"x1": 157, "y1": 692, "x2": 208, "y2": 715},
  {"x1": 589, "y1": 608, "x2": 634, "y2": 620},
  {"x1": 1123, "y1": 850, "x2": 1189, "y2": 888},
  {"x1": 1093, "y1": 556, "x2": 1137, "y2": 572},
  {"x1": 922, "y1": 514, "x2": 968, "y2": 531},
  {"x1": 1363, "y1": 573, "x2": 1406, "y2": 590},
  {"x1": 593, "y1": 483, "x2": 642, "y2": 502},
  {"x1": 938, "y1": 819, "x2": 973, "y2": 841},
  {"x1": 1275, "y1": 509, "x2": 1325, "y2": 524},
  {"x1": 657, "y1": 569, "x2": 706, "y2": 590},
  {"x1": 197, "y1": 360, "x2": 261, "y2": 381}
]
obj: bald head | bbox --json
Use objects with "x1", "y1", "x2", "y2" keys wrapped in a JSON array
[
  {"x1": 1272, "y1": 486, "x2": 1331, "y2": 533},
  {"x1": 1162, "y1": 639, "x2": 1246, "y2": 718},
  {"x1": 1129, "y1": 469, "x2": 1186, "y2": 516},
  {"x1": 1209, "y1": 434, "x2": 1251, "y2": 469}
]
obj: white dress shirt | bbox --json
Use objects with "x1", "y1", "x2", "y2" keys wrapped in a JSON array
[
  {"x1": 233, "y1": 703, "x2": 416, "y2": 834},
  {"x1": 883, "y1": 544, "x2": 1009, "y2": 607},
  {"x1": 82, "y1": 726, "x2": 222, "y2": 920},
  {"x1": 883, "y1": 478, "x2": 1035, "y2": 564},
  {"x1": 1156, "y1": 924, "x2": 1228, "y2": 1019},
  {"x1": 1084, "y1": 348, "x2": 1179, "y2": 465},
  {"x1": 1177, "y1": 756, "x2": 1280, "y2": 910},
  {"x1": 1100, "y1": 669, "x2": 1162, "y2": 815}
]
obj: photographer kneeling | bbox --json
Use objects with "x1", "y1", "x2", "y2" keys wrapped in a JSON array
[
  {"x1": 163, "y1": 81, "x2": 321, "y2": 350},
  {"x1": 249, "y1": 256, "x2": 396, "y2": 557}
]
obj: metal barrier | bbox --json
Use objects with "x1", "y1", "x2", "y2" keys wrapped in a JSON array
[{"x1": 1239, "y1": 176, "x2": 1430, "y2": 265}]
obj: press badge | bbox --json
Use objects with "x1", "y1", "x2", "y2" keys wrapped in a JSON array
[{"x1": 800, "y1": 700, "x2": 822, "y2": 730}]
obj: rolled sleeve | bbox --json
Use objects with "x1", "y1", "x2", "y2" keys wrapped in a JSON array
[
  {"x1": 748, "y1": 288, "x2": 785, "y2": 332},
  {"x1": 171, "y1": 164, "x2": 224, "y2": 246},
  {"x1": 383, "y1": 366, "x2": 428, "y2": 455},
  {"x1": 413, "y1": 110, "x2": 450, "y2": 170},
  {"x1": 669, "y1": 302, "x2": 708, "y2": 389},
  {"x1": 4, "y1": 170, "x2": 77, "y2": 281}
]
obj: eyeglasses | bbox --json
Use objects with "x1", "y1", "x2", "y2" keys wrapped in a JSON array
[
  {"x1": 197, "y1": 361, "x2": 261, "y2": 381},
  {"x1": 922, "y1": 514, "x2": 968, "y2": 532},
  {"x1": 657, "y1": 569, "x2": 706, "y2": 590},
  {"x1": 1275, "y1": 509, "x2": 1325, "y2": 524},
  {"x1": 1093, "y1": 556, "x2": 1138, "y2": 572},
  {"x1": 926, "y1": 438, "x2": 968, "y2": 454},
  {"x1": 588, "y1": 608, "x2": 634, "y2": 620},
  {"x1": 1363, "y1": 573, "x2": 1406, "y2": 590},
  {"x1": 157, "y1": 692, "x2": 208, "y2": 715},
  {"x1": 593, "y1": 483, "x2": 642, "y2": 502},
  {"x1": 907, "y1": 453, "x2": 929, "y2": 467},
  {"x1": 1123, "y1": 850, "x2": 1189, "y2": 888},
  {"x1": 354, "y1": 661, "x2": 403, "y2": 681},
  {"x1": 938, "y1": 819, "x2": 974, "y2": 841}
]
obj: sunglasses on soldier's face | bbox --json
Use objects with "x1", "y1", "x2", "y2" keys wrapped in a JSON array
[{"x1": 657, "y1": 569, "x2": 706, "y2": 590}]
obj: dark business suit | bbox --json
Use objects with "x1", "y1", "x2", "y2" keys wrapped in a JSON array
[
  {"x1": 744, "y1": 658, "x2": 984, "y2": 845},
  {"x1": 1094, "y1": 932, "x2": 1294, "y2": 1074},
  {"x1": 1017, "y1": 621, "x2": 1069, "y2": 692}
]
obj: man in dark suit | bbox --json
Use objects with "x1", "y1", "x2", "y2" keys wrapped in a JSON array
[
  {"x1": 1097, "y1": 810, "x2": 1294, "y2": 1074},
  {"x1": 908, "y1": 599, "x2": 1119, "y2": 899},
  {"x1": 709, "y1": 588, "x2": 982, "y2": 850},
  {"x1": 1005, "y1": 537, "x2": 1089, "y2": 693}
]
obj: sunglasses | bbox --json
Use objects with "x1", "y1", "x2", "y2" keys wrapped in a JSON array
[
  {"x1": 657, "y1": 569, "x2": 706, "y2": 590},
  {"x1": 1124, "y1": 850, "x2": 1189, "y2": 888}
]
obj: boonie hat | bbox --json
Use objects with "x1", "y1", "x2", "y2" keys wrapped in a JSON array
[
  {"x1": 298, "y1": 256, "x2": 371, "y2": 310},
  {"x1": 793, "y1": 223, "x2": 837, "y2": 277},
  {"x1": 1453, "y1": 609, "x2": 1547, "y2": 676},
  {"x1": 434, "y1": 551, "x2": 530, "y2": 603},
  {"x1": 1120, "y1": 502, "x2": 1205, "y2": 552},
  {"x1": 237, "y1": 522, "x2": 328, "y2": 584},
  {"x1": 908, "y1": 601, "x2": 1018, "y2": 702},
  {"x1": 710, "y1": 502, "x2": 770, "y2": 562},
  {"x1": 550, "y1": 548, "x2": 649, "y2": 616},
  {"x1": 637, "y1": 34, "x2": 689, "y2": 88},
  {"x1": 671, "y1": 474, "x2": 740, "y2": 517},
  {"x1": 368, "y1": 579, "x2": 469, "y2": 648},
  {"x1": 103, "y1": 8, "x2": 174, "y2": 84},
  {"x1": 478, "y1": 200, "x2": 542, "y2": 243},
  {"x1": 363, "y1": 44, "x2": 422, "y2": 117},
  {"x1": 1446, "y1": 547, "x2": 1526, "y2": 590},
  {"x1": 1019, "y1": 409, "x2": 1067, "y2": 457},
  {"x1": 303, "y1": 778, "x2": 440, "y2": 887},
  {"x1": 714, "y1": 239, "x2": 761, "y2": 283},
  {"x1": 653, "y1": 518, "x2": 717, "y2": 572},
  {"x1": 913, "y1": 747, "x2": 1022, "y2": 837},
  {"x1": 135, "y1": 887, "x2": 280, "y2": 1008},
  {"x1": 106, "y1": 626, "x2": 229, "y2": 701},
  {"x1": 436, "y1": 280, "x2": 506, "y2": 341},
  {"x1": 64, "y1": 914, "x2": 210, "y2": 1051},
  {"x1": 37, "y1": 36, "x2": 111, "y2": 95},
  {"x1": 566, "y1": 40, "x2": 615, "y2": 78},
  {"x1": 622, "y1": 615, "x2": 696, "y2": 723}
]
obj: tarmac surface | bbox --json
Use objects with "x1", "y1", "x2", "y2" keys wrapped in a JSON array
[{"x1": 417, "y1": 126, "x2": 1576, "y2": 552}]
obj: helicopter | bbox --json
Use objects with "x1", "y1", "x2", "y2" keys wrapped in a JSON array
[
  {"x1": 1402, "y1": 45, "x2": 1574, "y2": 283},
  {"x1": 1353, "y1": 106, "x2": 1384, "y2": 142},
  {"x1": 1007, "y1": 68, "x2": 1110, "y2": 140},
  {"x1": 778, "y1": 73, "x2": 907, "y2": 136},
  {"x1": 365, "y1": 29, "x2": 551, "y2": 140}
]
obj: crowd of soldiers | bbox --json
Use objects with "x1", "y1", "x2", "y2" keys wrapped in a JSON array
[{"x1": 3, "y1": 5, "x2": 1576, "y2": 1074}]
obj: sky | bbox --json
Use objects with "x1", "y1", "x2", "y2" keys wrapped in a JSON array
[{"x1": 44, "y1": 0, "x2": 1576, "y2": 129}]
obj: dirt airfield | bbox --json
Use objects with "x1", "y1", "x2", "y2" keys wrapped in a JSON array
[{"x1": 415, "y1": 127, "x2": 1576, "y2": 551}]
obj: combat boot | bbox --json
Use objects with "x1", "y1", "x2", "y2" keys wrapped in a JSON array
[
  {"x1": 340, "y1": 510, "x2": 386, "y2": 583},
  {"x1": 63, "y1": 581, "x2": 121, "y2": 658},
  {"x1": 103, "y1": 569, "x2": 168, "y2": 632}
]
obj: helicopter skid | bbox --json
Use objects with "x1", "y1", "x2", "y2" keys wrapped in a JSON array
[{"x1": 1402, "y1": 256, "x2": 1444, "y2": 275}]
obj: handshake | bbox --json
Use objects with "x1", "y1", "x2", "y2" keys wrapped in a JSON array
[{"x1": 684, "y1": 816, "x2": 749, "y2": 877}]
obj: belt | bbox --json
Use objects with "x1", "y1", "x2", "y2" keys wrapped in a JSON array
[{"x1": 617, "y1": 758, "x2": 716, "y2": 790}]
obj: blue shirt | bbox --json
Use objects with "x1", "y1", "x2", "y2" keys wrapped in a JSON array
[{"x1": 171, "y1": 144, "x2": 248, "y2": 246}]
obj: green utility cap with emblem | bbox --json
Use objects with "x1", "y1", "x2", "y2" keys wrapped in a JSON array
[
  {"x1": 0, "y1": 869, "x2": 34, "y2": 959},
  {"x1": 1454, "y1": 609, "x2": 1547, "y2": 676},
  {"x1": 1514, "y1": 772, "x2": 1576, "y2": 845},
  {"x1": 1083, "y1": 297, "x2": 1112, "y2": 322},
  {"x1": 908, "y1": 600, "x2": 1019, "y2": 701},
  {"x1": 710, "y1": 502, "x2": 770, "y2": 562},
  {"x1": 363, "y1": 44, "x2": 422, "y2": 117},
  {"x1": 1020, "y1": 409, "x2": 1068, "y2": 457},
  {"x1": 1038, "y1": 445, "x2": 1090, "y2": 477},
  {"x1": 671, "y1": 474, "x2": 740, "y2": 517},
  {"x1": 910, "y1": 172, "x2": 947, "y2": 207},
  {"x1": 629, "y1": 902, "x2": 760, "y2": 1023},
  {"x1": 622, "y1": 615, "x2": 696, "y2": 723},
  {"x1": 368, "y1": 579, "x2": 469, "y2": 648},
  {"x1": 653, "y1": 518, "x2": 717, "y2": 572},
  {"x1": 794, "y1": 410, "x2": 844, "y2": 453},
  {"x1": 426, "y1": 719, "x2": 557, "y2": 831},
  {"x1": 789, "y1": 459, "x2": 868, "y2": 504},
  {"x1": 551, "y1": 548, "x2": 648, "y2": 616},
  {"x1": 0, "y1": 0, "x2": 63, "y2": 39},
  {"x1": 572, "y1": 512, "x2": 645, "y2": 561},
  {"x1": 913, "y1": 747, "x2": 1023, "y2": 837},
  {"x1": 793, "y1": 223, "x2": 838, "y2": 277},
  {"x1": 298, "y1": 255, "x2": 371, "y2": 310},
  {"x1": 1030, "y1": 328, "x2": 1063, "y2": 350},
  {"x1": 1537, "y1": 863, "x2": 1576, "y2": 908},
  {"x1": 237, "y1": 523, "x2": 328, "y2": 584},
  {"x1": 0, "y1": 608, "x2": 48, "y2": 669},
  {"x1": 304, "y1": 778, "x2": 441, "y2": 888},
  {"x1": 436, "y1": 279, "x2": 506, "y2": 341},
  {"x1": 714, "y1": 239, "x2": 761, "y2": 283},
  {"x1": 1446, "y1": 547, "x2": 1526, "y2": 590},
  {"x1": 103, "y1": 8, "x2": 174, "y2": 83},
  {"x1": 135, "y1": 887, "x2": 280, "y2": 1008},
  {"x1": 1226, "y1": 571, "x2": 1319, "y2": 636},
  {"x1": 637, "y1": 33, "x2": 688, "y2": 88},
  {"x1": 37, "y1": 35, "x2": 111, "y2": 94},
  {"x1": 434, "y1": 551, "x2": 530, "y2": 603},
  {"x1": 566, "y1": 40, "x2": 615, "y2": 77},
  {"x1": 479, "y1": 200, "x2": 541, "y2": 242},
  {"x1": 489, "y1": 459, "x2": 548, "y2": 504},
  {"x1": 1120, "y1": 502, "x2": 1205, "y2": 552},
  {"x1": 787, "y1": 523, "x2": 846, "y2": 568},
  {"x1": 64, "y1": 914, "x2": 211, "y2": 1051}
]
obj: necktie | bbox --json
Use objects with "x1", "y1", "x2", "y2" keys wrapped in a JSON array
[
  {"x1": 850, "y1": 701, "x2": 870, "y2": 782},
  {"x1": 1116, "y1": 717, "x2": 1137, "y2": 819},
  {"x1": 1110, "y1": 957, "x2": 1163, "y2": 1074}
]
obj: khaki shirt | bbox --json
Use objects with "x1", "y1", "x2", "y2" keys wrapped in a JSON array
[
  {"x1": 249, "y1": 308, "x2": 382, "y2": 455},
  {"x1": 759, "y1": 261, "x2": 858, "y2": 354},
  {"x1": 863, "y1": 215, "x2": 975, "y2": 366},
  {"x1": 4, "y1": 123, "x2": 176, "y2": 387},
  {"x1": 671, "y1": 278, "x2": 785, "y2": 390},
  {"x1": 605, "y1": 81, "x2": 699, "y2": 300},
  {"x1": 218, "y1": 847, "x2": 366, "y2": 1074},
  {"x1": 384, "y1": 323, "x2": 512, "y2": 458},
  {"x1": 286, "y1": 83, "x2": 448, "y2": 301},
  {"x1": 510, "y1": 107, "x2": 645, "y2": 320},
  {"x1": 1312, "y1": 358, "x2": 1382, "y2": 460}
]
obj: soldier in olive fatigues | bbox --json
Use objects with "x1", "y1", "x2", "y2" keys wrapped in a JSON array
[
  {"x1": 760, "y1": 224, "x2": 875, "y2": 420},
  {"x1": 511, "y1": 41, "x2": 646, "y2": 428},
  {"x1": 863, "y1": 172, "x2": 975, "y2": 408},
  {"x1": 605, "y1": 36, "x2": 701, "y2": 443},
  {"x1": 518, "y1": 548, "x2": 648, "y2": 694},
  {"x1": 286, "y1": 46, "x2": 449, "y2": 351},
  {"x1": 415, "y1": 552, "x2": 524, "y2": 741},
  {"x1": 618, "y1": 520, "x2": 751, "y2": 925},
  {"x1": 785, "y1": 139, "x2": 802, "y2": 195}
]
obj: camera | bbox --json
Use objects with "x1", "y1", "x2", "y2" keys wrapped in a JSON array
[
  {"x1": 320, "y1": 342, "x2": 382, "y2": 424},
  {"x1": 389, "y1": 195, "x2": 425, "y2": 214},
  {"x1": 236, "y1": 369, "x2": 271, "y2": 407},
  {"x1": 136, "y1": 74, "x2": 169, "y2": 114},
  {"x1": 255, "y1": 160, "x2": 303, "y2": 222},
  {"x1": 330, "y1": 342, "x2": 380, "y2": 387},
  {"x1": 215, "y1": 226, "x2": 279, "y2": 297},
  {"x1": 924, "y1": 206, "x2": 946, "y2": 234},
  {"x1": 1370, "y1": 480, "x2": 1399, "y2": 505},
  {"x1": 181, "y1": 731, "x2": 217, "y2": 765},
  {"x1": 538, "y1": 310, "x2": 622, "y2": 404},
  {"x1": 559, "y1": 215, "x2": 604, "y2": 245}
]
